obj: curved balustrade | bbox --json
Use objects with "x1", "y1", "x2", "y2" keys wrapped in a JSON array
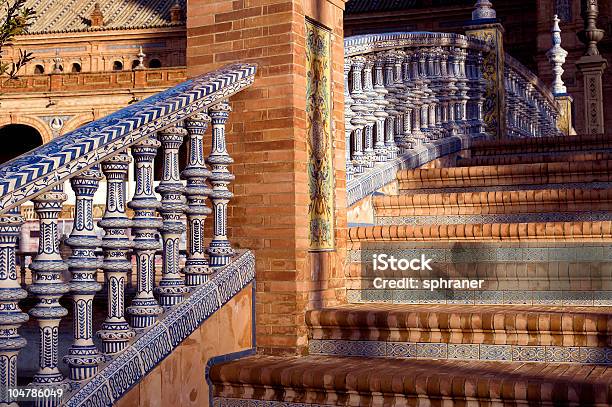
[
  {"x1": 344, "y1": 32, "x2": 489, "y2": 203},
  {"x1": 504, "y1": 54, "x2": 561, "y2": 138},
  {"x1": 0, "y1": 63, "x2": 256, "y2": 405}
]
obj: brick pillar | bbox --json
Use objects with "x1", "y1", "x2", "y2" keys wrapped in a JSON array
[{"x1": 187, "y1": 0, "x2": 348, "y2": 355}]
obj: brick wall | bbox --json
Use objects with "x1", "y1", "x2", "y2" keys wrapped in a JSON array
[{"x1": 187, "y1": 0, "x2": 348, "y2": 354}]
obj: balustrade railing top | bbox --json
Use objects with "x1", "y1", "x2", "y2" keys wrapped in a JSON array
[{"x1": 0, "y1": 63, "x2": 256, "y2": 214}]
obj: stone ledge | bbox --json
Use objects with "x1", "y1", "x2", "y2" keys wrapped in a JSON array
[
  {"x1": 373, "y1": 188, "x2": 612, "y2": 217},
  {"x1": 210, "y1": 355, "x2": 612, "y2": 404},
  {"x1": 64, "y1": 250, "x2": 256, "y2": 407},
  {"x1": 306, "y1": 304, "x2": 612, "y2": 347},
  {"x1": 348, "y1": 221, "x2": 612, "y2": 241}
]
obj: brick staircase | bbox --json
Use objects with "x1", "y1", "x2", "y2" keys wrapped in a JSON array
[{"x1": 210, "y1": 134, "x2": 612, "y2": 406}]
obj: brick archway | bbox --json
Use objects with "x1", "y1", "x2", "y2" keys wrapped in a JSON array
[{"x1": 0, "y1": 116, "x2": 53, "y2": 144}]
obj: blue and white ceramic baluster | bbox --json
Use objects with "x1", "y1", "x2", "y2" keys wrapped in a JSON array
[
  {"x1": 127, "y1": 138, "x2": 163, "y2": 327},
  {"x1": 344, "y1": 60, "x2": 356, "y2": 180},
  {"x1": 64, "y1": 168, "x2": 105, "y2": 381},
  {"x1": 207, "y1": 102, "x2": 236, "y2": 268},
  {"x1": 29, "y1": 185, "x2": 70, "y2": 402},
  {"x1": 182, "y1": 113, "x2": 213, "y2": 285},
  {"x1": 97, "y1": 153, "x2": 135, "y2": 354},
  {"x1": 373, "y1": 56, "x2": 392, "y2": 161},
  {"x1": 0, "y1": 206, "x2": 27, "y2": 405},
  {"x1": 155, "y1": 124, "x2": 189, "y2": 305}
]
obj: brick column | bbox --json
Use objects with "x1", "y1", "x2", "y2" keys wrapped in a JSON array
[{"x1": 187, "y1": 0, "x2": 348, "y2": 354}]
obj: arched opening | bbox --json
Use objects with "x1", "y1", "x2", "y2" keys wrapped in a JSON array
[
  {"x1": 71, "y1": 63, "x2": 82, "y2": 73},
  {"x1": 0, "y1": 124, "x2": 44, "y2": 164},
  {"x1": 148, "y1": 59, "x2": 162, "y2": 68},
  {"x1": 112, "y1": 61, "x2": 124, "y2": 71},
  {"x1": 34, "y1": 65, "x2": 44, "y2": 74},
  {"x1": 131, "y1": 60, "x2": 140, "y2": 70}
]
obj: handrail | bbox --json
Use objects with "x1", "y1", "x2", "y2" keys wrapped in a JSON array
[
  {"x1": 345, "y1": 31, "x2": 489, "y2": 57},
  {"x1": 504, "y1": 54, "x2": 560, "y2": 138},
  {"x1": 505, "y1": 54, "x2": 556, "y2": 106},
  {"x1": 0, "y1": 63, "x2": 257, "y2": 214}
]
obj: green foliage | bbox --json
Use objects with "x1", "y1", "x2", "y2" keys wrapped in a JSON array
[{"x1": 0, "y1": 0, "x2": 35, "y2": 79}]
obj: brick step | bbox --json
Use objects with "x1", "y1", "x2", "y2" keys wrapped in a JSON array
[
  {"x1": 470, "y1": 133, "x2": 612, "y2": 157},
  {"x1": 373, "y1": 189, "x2": 612, "y2": 219},
  {"x1": 210, "y1": 355, "x2": 612, "y2": 406},
  {"x1": 458, "y1": 151, "x2": 612, "y2": 167},
  {"x1": 397, "y1": 160, "x2": 612, "y2": 192},
  {"x1": 306, "y1": 304, "x2": 612, "y2": 350},
  {"x1": 348, "y1": 221, "x2": 612, "y2": 241}
]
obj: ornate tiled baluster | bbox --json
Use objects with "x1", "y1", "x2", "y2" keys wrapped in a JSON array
[
  {"x1": 127, "y1": 138, "x2": 163, "y2": 328},
  {"x1": 439, "y1": 48, "x2": 451, "y2": 135},
  {"x1": 372, "y1": 56, "x2": 392, "y2": 161},
  {"x1": 401, "y1": 52, "x2": 416, "y2": 148},
  {"x1": 383, "y1": 52, "x2": 399, "y2": 158},
  {"x1": 29, "y1": 185, "x2": 69, "y2": 390},
  {"x1": 207, "y1": 103, "x2": 236, "y2": 268},
  {"x1": 349, "y1": 56, "x2": 368, "y2": 173},
  {"x1": 0, "y1": 207, "x2": 27, "y2": 405},
  {"x1": 344, "y1": 61, "x2": 356, "y2": 179},
  {"x1": 472, "y1": 50, "x2": 487, "y2": 134},
  {"x1": 64, "y1": 168, "x2": 105, "y2": 381},
  {"x1": 445, "y1": 47, "x2": 460, "y2": 136},
  {"x1": 429, "y1": 48, "x2": 444, "y2": 138},
  {"x1": 362, "y1": 58, "x2": 378, "y2": 168},
  {"x1": 408, "y1": 51, "x2": 426, "y2": 142},
  {"x1": 97, "y1": 153, "x2": 135, "y2": 354},
  {"x1": 182, "y1": 113, "x2": 213, "y2": 285},
  {"x1": 392, "y1": 51, "x2": 409, "y2": 150},
  {"x1": 155, "y1": 124, "x2": 189, "y2": 305},
  {"x1": 418, "y1": 49, "x2": 434, "y2": 138}
]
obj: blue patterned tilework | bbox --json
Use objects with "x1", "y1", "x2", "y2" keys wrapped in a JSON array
[
  {"x1": 64, "y1": 250, "x2": 256, "y2": 407},
  {"x1": 346, "y1": 289, "x2": 612, "y2": 306},
  {"x1": 0, "y1": 63, "x2": 257, "y2": 214},
  {"x1": 308, "y1": 339, "x2": 612, "y2": 364}
]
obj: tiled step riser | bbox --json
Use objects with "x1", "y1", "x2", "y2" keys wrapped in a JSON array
[
  {"x1": 399, "y1": 166, "x2": 612, "y2": 191},
  {"x1": 347, "y1": 288, "x2": 612, "y2": 307},
  {"x1": 397, "y1": 160, "x2": 612, "y2": 188},
  {"x1": 458, "y1": 151, "x2": 612, "y2": 167},
  {"x1": 308, "y1": 339, "x2": 612, "y2": 364},
  {"x1": 373, "y1": 189, "x2": 612, "y2": 218}
]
